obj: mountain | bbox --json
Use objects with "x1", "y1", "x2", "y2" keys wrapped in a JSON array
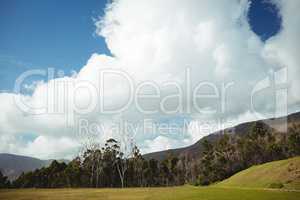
[
  {"x1": 0, "y1": 153, "x2": 68, "y2": 180},
  {"x1": 143, "y1": 111, "x2": 300, "y2": 161},
  {"x1": 218, "y1": 156, "x2": 300, "y2": 190}
]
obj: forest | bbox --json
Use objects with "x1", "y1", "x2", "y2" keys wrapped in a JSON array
[{"x1": 0, "y1": 122, "x2": 299, "y2": 189}]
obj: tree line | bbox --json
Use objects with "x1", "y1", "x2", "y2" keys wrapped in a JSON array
[{"x1": 0, "y1": 122, "x2": 299, "y2": 189}]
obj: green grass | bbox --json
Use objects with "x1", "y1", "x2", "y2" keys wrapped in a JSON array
[
  {"x1": 218, "y1": 156, "x2": 300, "y2": 190},
  {"x1": 0, "y1": 186, "x2": 299, "y2": 200}
]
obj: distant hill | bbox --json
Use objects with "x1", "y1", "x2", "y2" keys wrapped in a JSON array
[
  {"x1": 143, "y1": 112, "x2": 300, "y2": 161},
  {"x1": 0, "y1": 153, "x2": 68, "y2": 180},
  {"x1": 218, "y1": 156, "x2": 300, "y2": 190}
]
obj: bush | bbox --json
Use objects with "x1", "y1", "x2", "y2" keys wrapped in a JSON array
[
  {"x1": 195, "y1": 176, "x2": 210, "y2": 186},
  {"x1": 269, "y1": 182, "x2": 284, "y2": 189}
]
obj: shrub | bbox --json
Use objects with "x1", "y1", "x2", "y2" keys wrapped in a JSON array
[{"x1": 269, "y1": 182, "x2": 284, "y2": 189}]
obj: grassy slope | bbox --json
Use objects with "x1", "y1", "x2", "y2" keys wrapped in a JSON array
[
  {"x1": 0, "y1": 187, "x2": 299, "y2": 200},
  {"x1": 218, "y1": 157, "x2": 300, "y2": 190}
]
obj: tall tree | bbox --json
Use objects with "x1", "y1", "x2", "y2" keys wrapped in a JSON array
[{"x1": 0, "y1": 170, "x2": 10, "y2": 188}]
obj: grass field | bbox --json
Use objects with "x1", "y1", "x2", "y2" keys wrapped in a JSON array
[
  {"x1": 0, "y1": 186, "x2": 300, "y2": 200},
  {"x1": 218, "y1": 157, "x2": 300, "y2": 190}
]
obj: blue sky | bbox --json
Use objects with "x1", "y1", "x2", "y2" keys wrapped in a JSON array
[
  {"x1": 248, "y1": 0, "x2": 281, "y2": 41},
  {"x1": 0, "y1": 0, "x2": 281, "y2": 92},
  {"x1": 0, "y1": 0, "x2": 110, "y2": 91}
]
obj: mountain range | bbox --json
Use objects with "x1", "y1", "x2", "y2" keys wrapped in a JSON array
[{"x1": 0, "y1": 153, "x2": 68, "y2": 180}]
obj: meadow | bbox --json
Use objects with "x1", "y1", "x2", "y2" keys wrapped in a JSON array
[{"x1": 0, "y1": 186, "x2": 299, "y2": 200}]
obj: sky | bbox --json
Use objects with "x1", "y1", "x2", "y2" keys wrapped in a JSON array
[
  {"x1": 0, "y1": 0, "x2": 110, "y2": 91},
  {"x1": 0, "y1": 0, "x2": 280, "y2": 91},
  {"x1": 0, "y1": 0, "x2": 299, "y2": 159}
]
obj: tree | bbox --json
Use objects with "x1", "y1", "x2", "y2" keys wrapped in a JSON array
[
  {"x1": 131, "y1": 145, "x2": 144, "y2": 187},
  {"x1": 147, "y1": 159, "x2": 159, "y2": 186},
  {"x1": 0, "y1": 170, "x2": 10, "y2": 188},
  {"x1": 115, "y1": 135, "x2": 135, "y2": 188},
  {"x1": 116, "y1": 150, "x2": 127, "y2": 188},
  {"x1": 288, "y1": 124, "x2": 300, "y2": 155},
  {"x1": 10, "y1": 128, "x2": 297, "y2": 188},
  {"x1": 79, "y1": 128, "x2": 102, "y2": 187},
  {"x1": 65, "y1": 157, "x2": 82, "y2": 187},
  {"x1": 198, "y1": 139, "x2": 215, "y2": 185}
]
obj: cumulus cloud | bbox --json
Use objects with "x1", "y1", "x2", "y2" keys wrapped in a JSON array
[
  {"x1": 0, "y1": 0, "x2": 300, "y2": 159},
  {"x1": 23, "y1": 136, "x2": 80, "y2": 160}
]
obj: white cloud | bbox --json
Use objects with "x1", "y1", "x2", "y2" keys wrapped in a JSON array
[
  {"x1": 143, "y1": 136, "x2": 181, "y2": 153},
  {"x1": 0, "y1": 0, "x2": 300, "y2": 159},
  {"x1": 23, "y1": 136, "x2": 80, "y2": 160},
  {"x1": 264, "y1": 0, "x2": 300, "y2": 105}
]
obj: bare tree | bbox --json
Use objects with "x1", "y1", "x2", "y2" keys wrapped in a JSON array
[
  {"x1": 115, "y1": 131, "x2": 135, "y2": 188},
  {"x1": 116, "y1": 151, "x2": 127, "y2": 188},
  {"x1": 79, "y1": 129, "x2": 101, "y2": 187}
]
